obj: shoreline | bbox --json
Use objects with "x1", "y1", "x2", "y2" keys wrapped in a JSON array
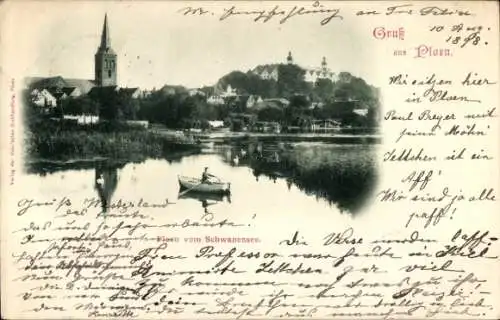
[
  {"x1": 25, "y1": 128, "x2": 380, "y2": 169},
  {"x1": 153, "y1": 128, "x2": 382, "y2": 140},
  {"x1": 199, "y1": 132, "x2": 382, "y2": 139}
]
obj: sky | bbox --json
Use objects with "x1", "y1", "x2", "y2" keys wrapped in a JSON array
[
  {"x1": 5, "y1": 1, "x2": 490, "y2": 90},
  {"x1": 3, "y1": 1, "x2": 393, "y2": 90}
]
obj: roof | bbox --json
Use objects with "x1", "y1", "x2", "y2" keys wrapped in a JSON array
[
  {"x1": 64, "y1": 78, "x2": 96, "y2": 94},
  {"x1": 52, "y1": 91, "x2": 67, "y2": 99},
  {"x1": 46, "y1": 86, "x2": 80, "y2": 99},
  {"x1": 255, "y1": 100, "x2": 285, "y2": 110},
  {"x1": 88, "y1": 85, "x2": 119, "y2": 99},
  {"x1": 254, "y1": 121, "x2": 281, "y2": 126},
  {"x1": 25, "y1": 76, "x2": 96, "y2": 95},
  {"x1": 97, "y1": 14, "x2": 116, "y2": 55},
  {"x1": 264, "y1": 98, "x2": 289, "y2": 105},
  {"x1": 61, "y1": 87, "x2": 79, "y2": 95},
  {"x1": 26, "y1": 76, "x2": 67, "y2": 89},
  {"x1": 120, "y1": 87, "x2": 140, "y2": 95}
]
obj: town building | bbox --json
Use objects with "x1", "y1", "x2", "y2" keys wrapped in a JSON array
[
  {"x1": 188, "y1": 89, "x2": 206, "y2": 97},
  {"x1": 206, "y1": 85, "x2": 238, "y2": 105},
  {"x1": 304, "y1": 56, "x2": 338, "y2": 83},
  {"x1": 246, "y1": 95, "x2": 263, "y2": 109},
  {"x1": 251, "y1": 52, "x2": 338, "y2": 84},
  {"x1": 120, "y1": 87, "x2": 141, "y2": 99},
  {"x1": 24, "y1": 76, "x2": 94, "y2": 97},
  {"x1": 206, "y1": 95, "x2": 225, "y2": 105},
  {"x1": 30, "y1": 88, "x2": 57, "y2": 110},
  {"x1": 251, "y1": 64, "x2": 279, "y2": 81}
]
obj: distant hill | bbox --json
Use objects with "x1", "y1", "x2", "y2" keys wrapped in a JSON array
[{"x1": 214, "y1": 64, "x2": 380, "y2": 107}]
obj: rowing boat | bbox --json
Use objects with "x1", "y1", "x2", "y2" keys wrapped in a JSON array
[{"x1": 178, "y1": 175, "x2": 231, "y2": 194}]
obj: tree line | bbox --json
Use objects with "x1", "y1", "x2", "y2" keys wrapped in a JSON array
[{"x1": 25, "y1": 64, "x2": 381, "y2": 130}]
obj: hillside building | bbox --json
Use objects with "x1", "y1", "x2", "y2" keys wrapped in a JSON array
[{"x1": 251, "y1": 52, "x2": 338, "y2": 84}]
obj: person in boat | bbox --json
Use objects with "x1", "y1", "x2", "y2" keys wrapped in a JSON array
[{"x1": 201, "y1": 167, "x2": 217, "y2": 184}]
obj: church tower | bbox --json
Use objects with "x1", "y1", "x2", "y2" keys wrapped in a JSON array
[
  {"x1": 95, "y1": 14, "x2": 117, "y2": 87},
  {"x1": 287, "y1": 51, "x2": 293, "y2": 65},
  {"x1": 321, "y1": 57, "x2": 327, "y2": 71}
]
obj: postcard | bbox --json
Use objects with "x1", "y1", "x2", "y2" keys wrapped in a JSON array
[{"x1": 0, "y1": 1, "x2": 499, "y2": 319}]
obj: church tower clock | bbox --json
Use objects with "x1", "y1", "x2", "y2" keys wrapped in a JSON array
[{"x1": 95, "y1": 14, "x2": 117, "y2": 87}]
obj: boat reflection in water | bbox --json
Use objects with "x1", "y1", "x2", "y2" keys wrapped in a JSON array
[
  {"x1": 178, "y1": 191, "x2": 231, "y2": 214},
  {"x1": 94, "y1": 164, "x2": 119, "y2": 214}
]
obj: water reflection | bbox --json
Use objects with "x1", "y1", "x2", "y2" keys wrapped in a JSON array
[
  {"x1": 94, "y1": 164, "x2": 119, "y2": 213},
  {"x1": 25, "y1": 137, "x2": 378, "y2": 215},
  {"x1": 178, "y1": 191, "x2": 232, "y2": 215},
  {"x1": 214, "y1": 138, "x2": 377, "y2": 213}
]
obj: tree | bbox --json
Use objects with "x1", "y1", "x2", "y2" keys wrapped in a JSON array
[
  {"x1": 277, "y1": 64, "x2": 308, "y2": 98},
  {"x1": 289, "y1": 95, "x2": 309, "y2": 109},
  {"x1": 218, "y1": 71, "x2": 250, "y2": 94},
  {"x1": 89, "y1": 87, "x2": 122, "y2": 121},
  {"x1": 257, "y1": 106, "x2": 284, "y2": 122},
  {"x1": 320, "y1": 100, "x2": 356, "y2": 125},
  {"x1": 217, "y1": 70, "x2": 280, "y2": 98},
  {"x1": 314, "y1": 78, "x2": 334, "y2": 101},
  {"x1": 120, "y1": 95, "x2": 140, "y2": 120},
  {"x1": 338, "y1": 71, "x2": 352, "y2": 83}
]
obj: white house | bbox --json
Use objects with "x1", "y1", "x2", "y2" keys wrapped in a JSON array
[
  {"x1": 63, "y1": 114, "x2": 100, "y2": 125},
  {"x1": 252, "y1": 65, "x2": 279, "y2": 81},
  {"x1": 30, "y1": 89, "x2": 57, "y2": 108},
  {"x1": 189, "y1": 89, "x2": 206, "y2": 97},
  {"x1": 246, "y1": 95, "x2": 263, "y2": 108},
  {"x1": 221, "y1": 85, "x2": 237, "y2": 97},
  {"x1": 353, "y1": 108, "x2": 369, "y2": 117},
  {"x1": 207, "y1": 95, "x2": 225, "y2": 105},
  {"x1": 304, "y1": 57, "x2": 338, "y2": 83},
  {"x1": 208, "y1": 120, "x2": 225, "y2": 129}
]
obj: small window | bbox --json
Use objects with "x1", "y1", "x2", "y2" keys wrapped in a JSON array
[{"x1": 108, "y1": 70, "x2": 112, "y2": 77}]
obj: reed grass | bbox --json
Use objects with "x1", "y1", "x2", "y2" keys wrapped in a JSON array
[{"x1": 25, "y1": 119, "x2": 200, "y2": 161}]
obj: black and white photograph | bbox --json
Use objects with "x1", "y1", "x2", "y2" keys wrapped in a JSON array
[
  {"x1": 3, "y1": 2, "x2": 498, "y2": 319},
  {"x1": 22, "y1": 6, "x2": 381, "y2": 217}
]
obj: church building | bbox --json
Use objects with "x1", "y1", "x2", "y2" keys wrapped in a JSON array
[
  {"x1": 25, "y1": 14, "x2": 139, "y2": 107},
  {"x1": 94, "y1": 13, "x2": 117, "y2": 87}
]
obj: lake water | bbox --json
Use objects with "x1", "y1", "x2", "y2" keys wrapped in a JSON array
[{"x1": 24, "y1": 137, "x2": 379, "y2": 219}]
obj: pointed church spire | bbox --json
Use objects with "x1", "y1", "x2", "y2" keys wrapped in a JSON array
[
  {"x1": 95, "y1": 13, "x2": 117, "y2": 86},
  {"x1": 100, "y1": 13, "x2": 111, "y2": 49}
]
